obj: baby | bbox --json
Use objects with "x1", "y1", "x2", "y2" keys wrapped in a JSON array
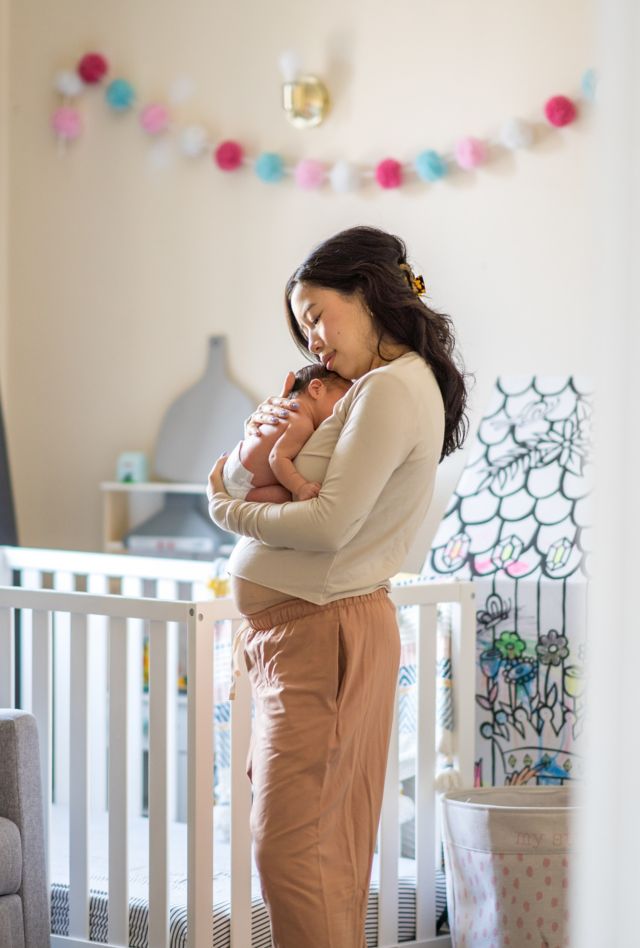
[{"x1": 223, "y1": 364, "x2": 351, "y2": 503}]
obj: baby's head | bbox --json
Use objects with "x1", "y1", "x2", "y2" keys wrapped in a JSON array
[{"x1": 290, "y1": 364, "x2": 352, "y2": 425}]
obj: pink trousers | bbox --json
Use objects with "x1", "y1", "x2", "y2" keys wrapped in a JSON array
[{"x1": 243, "y1": 588, "x2": 401, "y2": 948}]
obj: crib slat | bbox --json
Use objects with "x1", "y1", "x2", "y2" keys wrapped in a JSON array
[
  {"x1": 121, "y1": 576, "x2": 144, "y2": 819},
  {"x1": 19, "y1": 568, "x2": 42, "y2": 713},
  {"x1": 378, "y1": 680, "x2": 400, "y2": 944},
  {"x1": 415, "y1": 603, "x2": 438, "y2": 939},
  {"x1": 108, "y1": 616, "x2": 130, "y2": 946},
  {"x1": 69, "y1": 612, "x2": 90, "y2": 938},
  {"x1": 230, "y1": 618, "x2": 252, "y2": 948},
  {"x1": 53, "y1": 570, "x2": 73, "y2": 807},
  {"x1": 157, "y1": 579, "x2": 179, "y2": 823},
  {"x1": 453, "y1": 587, "x2": 477, "y2": 784},
  {"x1": 87, "y1": 573, "x2": 109, "y2": 812},
  {"x1": 148, "y1": 619, "x2": 170, "y2": 947},
  {"x1": 31, "y1": 608, "x2": 52, "y2": 883},
  {"x1": 187, "y1": 608, "x2": 214, "y2": 948},
  {"x1": 0, "y1": 606, "x2": 14, "y2": 707}
]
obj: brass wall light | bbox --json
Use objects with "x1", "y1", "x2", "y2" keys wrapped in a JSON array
[{"x1": 279, "y1": 50, "x2": 330, "y2": 129}]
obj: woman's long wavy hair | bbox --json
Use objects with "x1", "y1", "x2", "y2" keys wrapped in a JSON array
[{"x1": 285, "y1": 226, "x2": 470, "y2": 460}]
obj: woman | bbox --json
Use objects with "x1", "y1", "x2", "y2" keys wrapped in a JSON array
[{"x1": 208, "y1": 226, "x2": 468, "y2": 948}]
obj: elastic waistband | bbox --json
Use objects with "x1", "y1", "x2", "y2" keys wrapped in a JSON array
[{"x1": 245, "y1": 587, "x2": 390, "y2": 632}]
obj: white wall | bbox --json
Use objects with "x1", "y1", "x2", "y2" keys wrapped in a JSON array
[
  {"x1": 5, "y1": 0, "x2": 595, "y2": 553},
  {"x1": 0, "y1": 0, "x2": 9, "y2": 394}
]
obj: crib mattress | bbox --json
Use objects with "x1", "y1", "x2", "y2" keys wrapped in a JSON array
[{"x1": 49, "y1": 805, "x2": 446, "y2": 946}]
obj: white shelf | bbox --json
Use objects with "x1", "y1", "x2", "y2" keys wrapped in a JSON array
[{"x1": 100, "y1": 481, "x2": 204, "y2": 494}]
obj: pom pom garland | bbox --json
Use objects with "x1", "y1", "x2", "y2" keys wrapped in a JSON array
[
  {"x1": 106, "y1": 79, "x2": 135, "y2": 112},
  {"x1": 544, "y1": 95, "x2": 577, "y2": 127},
  {"x1": 329, "y1": 160, "x2": 361, "y2": 193},
  {"x1": 51, "y1": 54, "x2": 594, "y2": 193},
  {"x1": 581, "y1": 68, "x2": 598, "y2": 102},
  {"x1": 55, "y1": 70, "x2": 84, "y2": 98},
  {"x1": 78, "y1": 52, "x2": 108, "y2": 84},
  {"x1": 294, "y1": 159, "x2": 326, "y2": 189},
  {"x1": 255, "y1": 152, "x2": 285, "y2": 183},
  {"x1": 214, "y1": 140, "x2": 244, "y2": 171},
  {"x1": 499, "y1": 117, "x2": 534, "y2": 150},
  {"x1": 415, "y1": 150, "x2": 447, "y2": 182},
  {"x1": 139, "y1": 103, "x2": 170, "y2": 135},
  {"x1": 180, "y1": 125, "x2": 208, "y2": 158},
  {"x1": 52, "y1": 106, "x2": 82, "y2": 141},
  {"x1": 375, "y1": 158, "x2": 403, "y2": 189},
  {"x1": 454, "y1": 136, "x2": 487, "y2": 169}
]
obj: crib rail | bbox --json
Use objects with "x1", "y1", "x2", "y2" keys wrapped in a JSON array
[{"x1": 0, "y1": 546, "x2": 475, "y2": 948}]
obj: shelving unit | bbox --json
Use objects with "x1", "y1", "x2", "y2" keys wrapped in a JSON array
[{"x1": 100, "y1": 481, "x2": 204, "y2": 553}]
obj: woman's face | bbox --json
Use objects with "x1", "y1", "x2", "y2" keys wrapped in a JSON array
[{"x1": 290, "y1": 283, "x2": 382, "y2": 380}]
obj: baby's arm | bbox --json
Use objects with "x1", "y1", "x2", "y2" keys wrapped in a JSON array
[{"x1": 269, "y1": 417, "x2": 319, "y2": 501}]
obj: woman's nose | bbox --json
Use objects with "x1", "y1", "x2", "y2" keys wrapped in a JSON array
[{"x1": 308, "y1": 332, "x2": 321, "y2": 353}]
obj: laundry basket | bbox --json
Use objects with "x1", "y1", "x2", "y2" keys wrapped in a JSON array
[{"x1": 441, "y1": 786, "x2": 576, "y2": 948}]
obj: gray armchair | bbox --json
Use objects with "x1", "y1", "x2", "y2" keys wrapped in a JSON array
[{"x1": 0, "y1": 710, "x2": 50, "y2": 948}]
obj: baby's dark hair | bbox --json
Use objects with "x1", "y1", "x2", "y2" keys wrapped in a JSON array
[{"x1": 290, "y1": 364, "x2": 350, "y2": 395}]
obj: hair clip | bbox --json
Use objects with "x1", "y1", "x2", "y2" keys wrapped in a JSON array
[
  {"x1": 412, "y1": 274, "x2": 426, "y2": 296},
  {"x1": 399, "y1": 263, "x2": 427, "y2": 297}
]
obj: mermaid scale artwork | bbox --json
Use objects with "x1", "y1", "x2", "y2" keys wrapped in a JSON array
[{"x1": 426, "y1": 377, "x2": 592, "y2": 787}]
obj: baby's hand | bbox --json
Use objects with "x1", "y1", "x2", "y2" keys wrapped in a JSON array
[{"x1": 294, "y1": 482, "x2": 321, "y2": 502}]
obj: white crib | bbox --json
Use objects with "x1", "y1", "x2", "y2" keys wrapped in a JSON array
[{"x1": 0, "y1": 545, "x2": 476, "y2": 948}]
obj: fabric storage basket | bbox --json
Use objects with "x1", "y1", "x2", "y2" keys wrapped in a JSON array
[{"x1": 441, "y1": 787, "x2": 576, "y2": 948}]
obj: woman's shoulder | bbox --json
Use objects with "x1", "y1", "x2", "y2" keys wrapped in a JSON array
[{"x1": 351, "y1": 351, "x2": 436, "y2": 401}]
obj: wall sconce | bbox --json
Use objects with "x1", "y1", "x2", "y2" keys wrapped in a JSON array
[{"x1": 279, "y1": 50, "x2": 330, "y2": 129}]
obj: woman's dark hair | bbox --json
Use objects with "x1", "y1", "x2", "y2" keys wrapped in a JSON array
[
  {"x1": 285, "y1": 226, "x2": 470, "y2": 460},
  {"x1": 290, "y1": 364, "x2": 351, "y2": 395}
]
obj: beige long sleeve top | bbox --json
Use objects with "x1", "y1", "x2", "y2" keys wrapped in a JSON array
[{"x1": 208, "y1": 351, "x2": 445, "y2": 605}]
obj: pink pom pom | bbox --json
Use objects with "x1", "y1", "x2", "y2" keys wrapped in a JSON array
[
  {"x1": 139, "y1": 104, "x2": 169, "y2": 135},
  {"x1": 544, "y1": 95, "x2": 577, "y2": 127},
  {"x1": 215, "y1": 140, "x2": 244, "y2": 171},
  {"x1": 455, "y1": 137, "x2": 487, "y2": 170},
  {"x1": 295, "y1": 159, "x2": 326, "y2": 190},
  {"x1": 375, "y1": 158, "x2": 403, "y2": 189},
  {"x1": 51, "y1": 106, "x2": 82, "y2": 141}
]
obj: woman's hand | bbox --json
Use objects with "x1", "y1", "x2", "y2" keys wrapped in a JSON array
[
  {"x1": 207, "y1": 454, "x2": 228, "y2": 502},
  {"x1": 245, "y1": 371, "x2": 299, "y2": 438}
]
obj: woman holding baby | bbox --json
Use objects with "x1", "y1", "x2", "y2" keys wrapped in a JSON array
[{"x1": 207, "y1": 226, "x2": 468, "y2": 948}]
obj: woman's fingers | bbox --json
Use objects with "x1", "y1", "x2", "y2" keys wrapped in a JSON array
[
  {"x1": 245, "y1": 385, "x2": 300, "y2": 438},
  {"x1": 279, "y1": 370, "x2": 296, "y2": 398},
  {"x1": 207, "y1": 454, "x2": 228, "y2": 500}
]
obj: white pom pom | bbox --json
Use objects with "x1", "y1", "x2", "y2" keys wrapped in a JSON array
[
  {"x1": 500, "y1": 117, "x2": 534, "y2": 150},
  {"x1": 434, "y1": 767, "x2": 463, "y2": 793},
  {"x1": 330, "y1": 160, "x2": 361, "y2": 193},
  {"x1": 279, "y1": 49, "x2": 302, "y2": 82},
  {"x1": 55, "y1": 70, "x2": 84, "y2": 98},
  {"x1": 179, "y1": 125, "x2": 208, "y2": 157}
]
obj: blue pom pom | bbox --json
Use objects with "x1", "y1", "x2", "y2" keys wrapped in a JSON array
[
  {"x1": 415, "y1": 150, "x2": 447, "y2": 182},
  {"x1": 255, "y1": 152, "x2": 284, "y2": 183},
  {"x1": 106, "y1": 79, "x2": 135, "y2": 112},
  {"x1": 581, "y1": 68, "x2": 597, "y2": 103}
]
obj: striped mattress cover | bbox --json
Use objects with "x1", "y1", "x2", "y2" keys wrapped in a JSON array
[{"x1": 50, "y1": 805, "x2": 447, "y2": 946}]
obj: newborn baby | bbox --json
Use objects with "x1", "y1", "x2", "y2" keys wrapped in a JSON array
[{"x1": 222, "y1": 364, "x2": 351, "y2": 502}]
